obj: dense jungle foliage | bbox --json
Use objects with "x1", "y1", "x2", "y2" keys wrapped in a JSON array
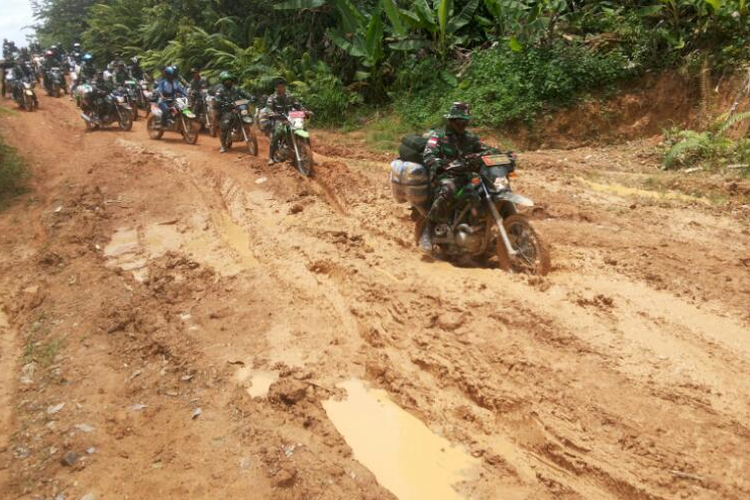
[{"x1": 29, "y1": 0, "x2": 750, "y2": 129}]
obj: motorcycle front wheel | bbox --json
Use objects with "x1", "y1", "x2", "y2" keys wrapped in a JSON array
[
  {"x1": 118, "y1": 108, "x2": 133, "y2": 131},
  {"x1": 495, "y1": 214, "x2": 550, "y2": 276},
  {"x1": 146, "y1": 115, "x2": 164, "y2": 139},
  {"x1": 243, "y1": 123, "x2": 258, "y2": 156},
  {"x1": 294, "y1": 137, "x2": 314, "y2": 177},
  {"x1": 181, "y1": 117, "x2": 199, "y2": 145},
  {"x1": 22, "y1": 95, "x2": 33, "y2": 112}
]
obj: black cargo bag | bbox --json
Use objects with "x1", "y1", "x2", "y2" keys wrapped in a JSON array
[{"x1": 398, "y1": 134, "x2": 429, "y2": 164}]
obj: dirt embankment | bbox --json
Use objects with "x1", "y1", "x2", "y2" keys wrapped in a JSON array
[
  {"x1": 504, "y1": 69, "x2": 750, "y2": 149},
  {"x1": 0, "y1": 93, "x2": 749, "y2": 500}
]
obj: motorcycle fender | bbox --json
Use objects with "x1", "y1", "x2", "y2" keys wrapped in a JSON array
[
  {"x1": 496, "y1": 192, "x2": 534, "y2": 207},
  {"x1": 183, "y1": 110, "x2": 196, "y2": 119},
  {"x1": 294, "y1": 129, "x2": 310, "y2": 139},
  {"x1": 25, "y1": 90, "x2": 33, "y2": 96},
  {"x1": 242, "y1": 116, "x2": 254, "y2": 124}
]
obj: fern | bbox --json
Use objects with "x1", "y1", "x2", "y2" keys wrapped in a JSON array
[
  {"x1": 717, "y1": 111, "x2": 750, "y2": 137},
  {"x1": 663, "y1": 130, "x2": 711, "y2": 169}
]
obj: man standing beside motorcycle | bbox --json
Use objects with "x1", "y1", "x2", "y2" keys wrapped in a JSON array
[
  {"x1": 420, "y1": 102, "x2": 499, "y2": 253},
  {"x1": 155, "y1": 66, "x2": 187, "y2": 129},
  {"x1": 265, "y1": 77, "x2": 305, "y2": 165},
  {"x1": 214, "y1": 71, "x2": 253, "y2": 153}
]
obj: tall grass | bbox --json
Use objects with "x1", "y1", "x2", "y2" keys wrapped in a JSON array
[{"x1": 0, "y1": 130, "x2": 30, "y2": 205}]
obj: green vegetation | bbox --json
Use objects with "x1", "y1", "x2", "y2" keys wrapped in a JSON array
[
  {"x1": 0, "y1": 130, "x2": 30, "y2": 205},
  {"x1": 662, "y1": 112, "x2": 750, "y2": 173},
  {"x1": 29, "y1": 0, "x2": 750, "y2": 130}
]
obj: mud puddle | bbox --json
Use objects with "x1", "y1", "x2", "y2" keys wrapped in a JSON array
[
  {"x1": 323, "y1": 379, "x2": 479, "y2": 500},
  {"x1": 234, "y1": 367, "x2": 279, "y2": 398},
  {"x1": 103, "y1": 212, "x2": 258, "y2": 279}
]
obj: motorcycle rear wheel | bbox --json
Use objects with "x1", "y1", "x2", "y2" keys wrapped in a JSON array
[
  {"x1": 146, "y1": 115, "x2": 164, "y2": 139},
  {"x1": 495, "y1": 215, "x2": 550, "y2": 276}
]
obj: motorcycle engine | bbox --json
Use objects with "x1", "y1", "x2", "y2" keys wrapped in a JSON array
[{"x1": 455, "y1": 224, "x2": 484, "y2": 253}]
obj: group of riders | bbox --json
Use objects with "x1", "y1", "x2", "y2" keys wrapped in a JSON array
[
  {"x1": 2, "y1": 39, "x2": 308, "y2": 166},
  {"x1": 3, "y1": 40, "x2": 530, "y2": 262}
]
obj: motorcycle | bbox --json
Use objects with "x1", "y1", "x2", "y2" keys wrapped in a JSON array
[
  {"x1": 223, "y1": 99, "x2": 258, "y2": 155},
  {"x1": 391, "y1": 152, "x2": 550, "y2": 275},
  {"x1": 45, "y1": 66, "x2": 65, "y2": 97},
  {"x1": 121, "y1": 79, "x2": 141, "y2": 120},
  {"x1": 270, "y1": 110, "x2": 314, "y2": 176},
  {"x1": 146, "y1": 97, "x2": 200, "y2": 144},
  {"x1": 79, "y1": 88, "x2": 134, "y2": 131},
  {"x1": 13, "y1": 79, "x2": 38, "y2": 112}
]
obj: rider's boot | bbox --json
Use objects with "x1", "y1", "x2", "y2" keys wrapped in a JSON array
[{"x1": 419, "y1": 220, "x2": 434, "y2": 254}]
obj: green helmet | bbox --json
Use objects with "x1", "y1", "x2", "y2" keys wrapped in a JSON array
[
  {"x1": 445, "y1": 102, "x2": 471, "y2": 120},
  {"x1": 219, "y1": 71, "x2": 234, "y2": 83}
]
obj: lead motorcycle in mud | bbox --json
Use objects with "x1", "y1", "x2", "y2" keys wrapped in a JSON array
[
  {"x1": 391, "y1": 152, "x2": 550, "y2": 275},
  {"x1": 269, "y1": 110, "x2": 314, "y2": 177},
  {"x1": 223, "y1": 98, "x2": 258, "y2": 155},
  {"x1": 146, "y1": 96, "x2": 200, "y2": 144},
  {"x1": 79, "y1": 86, "x2": 134, "y2": 131}
]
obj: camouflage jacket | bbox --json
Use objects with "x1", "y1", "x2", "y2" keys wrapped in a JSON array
[
  {"x1": 265, "y1": 92, "x2": 302, "y2": 115},
  {"x1": 423, "y1": 128, "x2": 495, "y2": 176},
  {"x1": 214, "y1": 84, "x2": 252, "y2": 112}
]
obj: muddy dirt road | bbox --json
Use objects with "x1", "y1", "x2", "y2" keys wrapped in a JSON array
[{"x1": 1, "y1": 94, "x2": 749, "y2": 500}]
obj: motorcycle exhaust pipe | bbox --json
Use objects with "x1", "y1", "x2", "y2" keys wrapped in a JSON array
[{"x1": 80, "y1": 113, "x2": 93, "y2": 123}]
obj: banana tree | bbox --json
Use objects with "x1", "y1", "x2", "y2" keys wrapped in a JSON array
[
  {"x1": 327, "y1": 0, "x2": 385, "y2": 80},
  {"x1": 384, "y1": 0, "x2": 481, "y2": 59}
]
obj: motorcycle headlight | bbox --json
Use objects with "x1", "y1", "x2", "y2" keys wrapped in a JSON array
[{"x1": 494, "y1": 176, "x2": 510, "y2": 190}]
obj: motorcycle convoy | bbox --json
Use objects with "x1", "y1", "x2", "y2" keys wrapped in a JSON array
[{"x1": 3, "y1": 46, "x2": 550, "y2": 275}]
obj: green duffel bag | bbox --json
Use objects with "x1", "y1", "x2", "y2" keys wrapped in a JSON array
[{"x1": 398, "y1": 134, "x2": 429, "y2": 164}]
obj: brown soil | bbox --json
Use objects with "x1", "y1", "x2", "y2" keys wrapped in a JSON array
[
  {"x1": 1, "y1": 93, "x2": 750, "y2": 500},
  {"x1": 500, "y1": 71, "x2": 750, "y2": 149}
]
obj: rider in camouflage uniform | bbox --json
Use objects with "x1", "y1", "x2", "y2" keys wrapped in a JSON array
[
  {"x1": 266, "y1": 77, "x2": 304, "y2": 165},
  {"x1": 213, "y1": 71, "x2": 253, "y2": 153},
  {"x1": 420, "y1": 102, "x2": 498, "y2": 252}
]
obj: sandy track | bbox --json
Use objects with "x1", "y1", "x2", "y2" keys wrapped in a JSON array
[{"x1": 1, "y1": 94, "x2": 749, "y2": 499}]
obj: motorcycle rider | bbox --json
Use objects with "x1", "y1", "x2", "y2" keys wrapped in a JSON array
[
  {"x1": 87, "y1": 71, "x2": 114, "y2": 122},
  {"x1": 266, "y1": 77, "x2": 304, "y2": 165},
  {"x1": 79, "y1": 53, "x2": 96, "y2": 84},
  {"x1": 214, "y1": 71, "x2": 253, "y2": 153},
  {"x1": 128, "y1": 56, "x2": 144, "y2": 81},
  {"x1": 155, "y1": 65, "x2": 187, "y2": 128},
  {"x1": 111, "y1": 60, "x2": 129, "y2": 86},
  {"x1": 70, "y1": 43, "x2": 83, "y2": 64},
  {"x1": 419, "y1": 102, "x2": 499, "y2": 253}
]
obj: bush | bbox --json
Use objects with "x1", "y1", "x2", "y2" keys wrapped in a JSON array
[
  {"x1": 394, "y1": 41, "x2": 642, "y2": 130},
  {"x1": 0, "y1": 132, "x2": 29, "y2": 204}
]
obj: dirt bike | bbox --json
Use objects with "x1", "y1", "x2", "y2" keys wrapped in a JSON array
[
  {"x1": 79, "y1": 88, "x2": 134, "y2": 131},
  {"x1": 270, "y1": 110, "x2": 314, "y2": 177},
  {"x1": 223, "y1": 99, "x2": 258, "y2": 155},
  {"x1": 146, "y1": 97, "x2": 200, "y2": 144},
  {"x1": 121, "y1": 79, "x2": 142, "y2": 120},
  {"x1": 13, "y1": 79, "x2": 38, "y2": 112},
  {"x1": 45, "y1": 67, "x2": 65, "y2": 97},
  {"x1": 392, "y1": 152, "x2": 550, "y2": 275}
]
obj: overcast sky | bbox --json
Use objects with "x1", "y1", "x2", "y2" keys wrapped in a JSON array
[{"x1": 1, "y1": 0, "x2": 35, "y2": 45}]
